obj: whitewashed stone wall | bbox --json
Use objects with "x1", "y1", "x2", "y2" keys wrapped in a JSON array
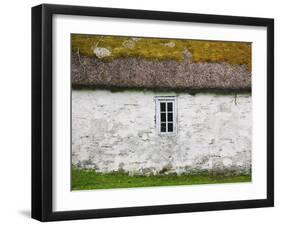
[{"x1": 72, "y1": 90, "x2": 251, "y2": 175}]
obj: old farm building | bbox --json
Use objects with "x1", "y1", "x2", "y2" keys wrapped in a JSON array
[{"x1": 71, "y1": 36, "x2": 251, "y2": 176}]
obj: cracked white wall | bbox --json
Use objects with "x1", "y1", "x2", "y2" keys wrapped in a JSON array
[{"x1": 72, "y1": 90, "x2": 251, "y2": 175}]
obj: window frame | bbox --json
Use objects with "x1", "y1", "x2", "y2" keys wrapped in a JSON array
[{"x1": 155, "y1": 96, "x2": 177, "y2": 136}]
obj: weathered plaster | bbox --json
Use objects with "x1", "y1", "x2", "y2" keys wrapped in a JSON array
[{"x1": 72, "y1": 90, "x2": 251, "y2": 175}]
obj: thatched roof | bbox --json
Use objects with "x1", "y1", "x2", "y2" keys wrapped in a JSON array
[{"x1": 71, "y1": 51, "x2": 251, "y2": 92}]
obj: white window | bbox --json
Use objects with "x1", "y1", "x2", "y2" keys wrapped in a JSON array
[{"x1": 155, "y1": 97, "x2": 177, "y2": 135}]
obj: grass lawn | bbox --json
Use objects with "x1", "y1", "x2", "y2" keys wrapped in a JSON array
[{"x1": 72, "y1": 168, "x2": 251, "y2": 190}]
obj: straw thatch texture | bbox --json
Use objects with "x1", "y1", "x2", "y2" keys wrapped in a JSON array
[{"x1": 71, "y1": 51, "x2": 251, "y2": 92}]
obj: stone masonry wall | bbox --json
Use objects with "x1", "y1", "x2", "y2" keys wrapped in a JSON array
[{"x1": 72, "y1": 90, "x2": 251, "y2": 175}]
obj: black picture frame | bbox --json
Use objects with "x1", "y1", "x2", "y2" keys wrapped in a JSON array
[{"x1": 32, "y1": 3, "x2": 274, "y2": 222}]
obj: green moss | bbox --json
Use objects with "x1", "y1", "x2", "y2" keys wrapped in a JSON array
[
  {"x1": 71, "y1": 167, "x2": 251, "y2": 190},
  {"x1": 72, "y1": 34, "x2": 251, "y2": 70}
]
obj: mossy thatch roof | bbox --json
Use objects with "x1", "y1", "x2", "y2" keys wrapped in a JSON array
[
  {"x1": 72, "y1": 34, "x2": 252, "y2": 70},
  {"x1": 71, "y1": 50, "x2": 251, "y2": 91}
]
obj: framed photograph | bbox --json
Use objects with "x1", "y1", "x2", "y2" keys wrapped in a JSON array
[{"x1": 32, "y1": 4, "x2": 274, "y2": 221}]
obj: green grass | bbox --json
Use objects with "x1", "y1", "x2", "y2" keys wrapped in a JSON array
[
  {"x1": 72, "y1": 34, "x2": 251, "y2": 70},
  {"x1": 72, "y1": 168, "x2": 251, "y2": 190}
]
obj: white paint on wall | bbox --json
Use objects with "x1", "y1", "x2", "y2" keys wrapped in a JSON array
[{"x1": 72, "y1": 90, "x2": 251, "y2": 175}]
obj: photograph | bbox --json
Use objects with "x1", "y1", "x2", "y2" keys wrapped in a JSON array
[
  {"x1": 31, "y1": 3, "x2": 274, "y2": 221},
  {"x1": 71, "y1": 34, "x2": 252, "y2": 190}
]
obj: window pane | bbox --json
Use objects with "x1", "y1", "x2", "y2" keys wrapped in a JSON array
[
  {"x1": 167, "y1": 102, "x2": 173, "y2": 111},
  {"x1": 168, "y1": 123, "x2": 173, "y2": 132},
  {"x1": 168, "y1": 113, "x2": 173, "y2": 122},
  {"x1": 161, "y1": 113, "x2": 166, "y2": 122},
  {"x1": 161, "y1": 123, "x2": 166, "y2": 132},
  {"x1": 160, "y1": 102, "x2": 166, "y2": 112}
]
